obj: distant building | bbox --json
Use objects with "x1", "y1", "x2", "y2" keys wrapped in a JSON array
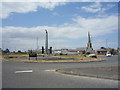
[
  {"x1": 96, "y1": 48, "x2": 119, "y2": 55},
  {"x1": 53, "y1": 49, "x2": 77, "y2": 55},
  {"x1": 67, "y1": 49, "x2": 78, "y2": 55},
  {"x1": 96, "y1": 49, "x2": 107, "y2": 55},
  {"x1": 33, "y1": 49, "x2": 42, "y2": 53},
  {"x1": 106, "y1": 48, "x2": 119, "y2": 55},
  {"x1": 76, "y1": 47, "x2": 86, "y2": 54}
]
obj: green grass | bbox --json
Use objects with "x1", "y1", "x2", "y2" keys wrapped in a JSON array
[
  {"x1": 2, "y1": 53, "x2": 28, "y2": 59},
  {"x1": 2, "y1": 53, "x2": 93, "y2": 61},
  {"x1": 54, "y1": 54, "x2": 86, "y2": 59}
]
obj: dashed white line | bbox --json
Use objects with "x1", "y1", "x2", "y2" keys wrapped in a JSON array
[
  {"x1": 45, "y1": 70, "x2": 56, "y2": 72},
  {"x1": 15, "y1": 69, "x2": 33, "y2": 74}
]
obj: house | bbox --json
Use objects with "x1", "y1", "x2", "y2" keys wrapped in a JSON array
[
  {"x1": 107, "y1": 48, "x2": 119, "y2": 55},
  {"x1": 76, "y1": 47, "x2": 86, "y2": 54},
  {"x1": 96, "y1": 49, "x2": 107, "y2": 55},
  {"x1": 68, "y1": 49, "x2": 78, "y2": 55},
  {"x1": 53, "y1": 49, "x2": 77, "y2": 55}
]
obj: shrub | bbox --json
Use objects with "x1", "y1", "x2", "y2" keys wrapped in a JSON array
[{"x1": 86, "y1": 52, "x2": 90, "y2": 55}]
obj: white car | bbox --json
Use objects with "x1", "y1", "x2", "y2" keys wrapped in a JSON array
[
  {"x1": 88, "y1": 54, "x2": 97, "y2": 58},
  {"x1": 106, "y1": 52, "x2": 112, "y2": 57}
]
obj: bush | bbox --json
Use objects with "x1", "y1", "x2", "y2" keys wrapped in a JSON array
[
  {"x1": 9, "y1": 56, "x2": 17, "y2": 58},
  {"x1": 28, "y1": 50, "x2": 33, "y2": 54},
  {"x1": 86, "y1": 52, "x2": 90, "y2": 55},
  {"x1": 83, "y1": 54, "x2": 86, "y2": 57}
]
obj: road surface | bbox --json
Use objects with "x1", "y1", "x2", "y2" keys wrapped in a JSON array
[{"x1": 2, "y1": 55, "x2": 119, "y2": 88}]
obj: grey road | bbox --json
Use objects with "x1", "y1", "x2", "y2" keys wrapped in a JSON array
[{"x1": 2, "y1": 55, "x2": 119, "y2": 88}]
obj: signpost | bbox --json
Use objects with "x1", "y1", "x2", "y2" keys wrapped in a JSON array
[{"x1": 29, "y1": 53, "x2": 37, "y2": 60}]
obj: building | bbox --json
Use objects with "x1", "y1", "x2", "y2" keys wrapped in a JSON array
[
  {"x1": 96, "y1": 49, "x2": 107, "y2": 55},
  {"x1": 76, "y1": 47, "x2": 86, "y2": 54},
  {"x1": 107, "y1": 48, "x2": 119, "y2": 55},
  {"x1": 68, "y1": 49, "x2": 78, "y2": 55},
  {"x1": 53, "y1": 49, "x2": 77, "y2": 55}
]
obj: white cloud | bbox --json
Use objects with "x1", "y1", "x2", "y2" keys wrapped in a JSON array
[
  {"x1": 2, "y1": 0, "x2": 119, "y2": 2},
  {"x1": 1, "y1": 2, "x2": 66, "y2": 19},
  {"x1": 2, "y1": 15, "x2": 118, "y2": 51},
  {"x1": 82, "y1": 2, "x2": 101, "y2": 13},
  {"x1": 81, "y1": 2, "x2": 115, "y2": 13},
  {"x1": 0, "y1": 2, "x2": 117, "y2": 19},
  {"x1": 2, "y1": 38, "x2": 38, "y2": 51}
]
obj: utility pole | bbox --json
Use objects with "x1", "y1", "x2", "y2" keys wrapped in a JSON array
[
  {"x1": 106, "y1": 39, "x2": 108, "y2": 49},
  {"x1": 36, "y1": 37, "x2": 39, "y2": 51},
  {"x1": 45, "y1": 29, "x2": 48, "y2": 54}
]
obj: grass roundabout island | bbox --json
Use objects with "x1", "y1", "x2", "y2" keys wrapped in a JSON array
[{"x1": 2, "y1": 54, "x2": 106, "y2": 63}]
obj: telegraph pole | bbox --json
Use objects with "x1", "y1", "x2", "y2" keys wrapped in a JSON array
[
  {"x1": 106, "y1": 39, "x2": 108, "y2": 49},
  {"x1": 36, "y1": 37, "x2": 38, "y2": 50},
  {"x1": 45, "y1": 29, "x2": 48, "y2": 54},
  {"x1": 36, "y1": 37, "x2": 39, "y2": 54}
]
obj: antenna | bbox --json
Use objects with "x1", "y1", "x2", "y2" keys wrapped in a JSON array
[
  {"x1": 106, "y1": 39, "x2": 108, "y2": 48},
  {"x1": 36, "y1": 37, "x2": 39, "y2": 50}
]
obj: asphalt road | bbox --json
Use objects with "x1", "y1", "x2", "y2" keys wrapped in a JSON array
[{"x1": 2, "y1": 55, "x2": 119, "y2": 88}]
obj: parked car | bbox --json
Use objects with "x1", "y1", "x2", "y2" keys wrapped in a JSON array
[
  {"x1": 106, "y1": 52, "x2": 112, "y2": 57},
  {"x1": 88, "y1": 54, "x2": 97, "y2": 58}
]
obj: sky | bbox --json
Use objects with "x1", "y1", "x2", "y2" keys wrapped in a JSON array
[{"x1": 1, "y1": 1, "x2": 118, "y2": 51}]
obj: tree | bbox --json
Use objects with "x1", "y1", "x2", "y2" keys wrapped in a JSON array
[
  {"x1": 5, "y1": 49, "x2": 10, "y2": 53},
  {"x1": 13, "y1": 51, "x2": 16, "y2": 53},
  {"x1": 18, "y1": 50, "x2": 22, "y2": 53},
  {"x1": 0, "y1": 48, "x2": 2, "y2": 54},
  {"x1": 100, "y1": 47, "x2": 106, "y2": 49},
  {"x1": 86, "y1": 52, "x2": 90, "y2": 55},
  {"x1": 108, "y1": 48, "x2": 115, "y2": 55},
  {"x1": 28, "y1": 50, "x2": 33, "y2": 54}
]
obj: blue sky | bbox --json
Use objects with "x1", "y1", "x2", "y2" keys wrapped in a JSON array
[
  {"x1": 2, "y1": 2, "x2": 118, "y2": 27},
  {"x1": 1, "y1": 2, "x2": 118, "y2": 51}
]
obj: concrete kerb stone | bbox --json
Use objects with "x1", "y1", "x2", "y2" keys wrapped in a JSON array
[{"x1": 55, "y1": 68, "x2": 119, "y2": 81}]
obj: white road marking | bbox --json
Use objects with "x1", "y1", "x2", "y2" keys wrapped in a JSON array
[
  {"x1": 15, "y1": 69, "x2": 33, "y2": 74},
  {"x1": 45, "y1": 70, "x2": 56, "y2": 72}
]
